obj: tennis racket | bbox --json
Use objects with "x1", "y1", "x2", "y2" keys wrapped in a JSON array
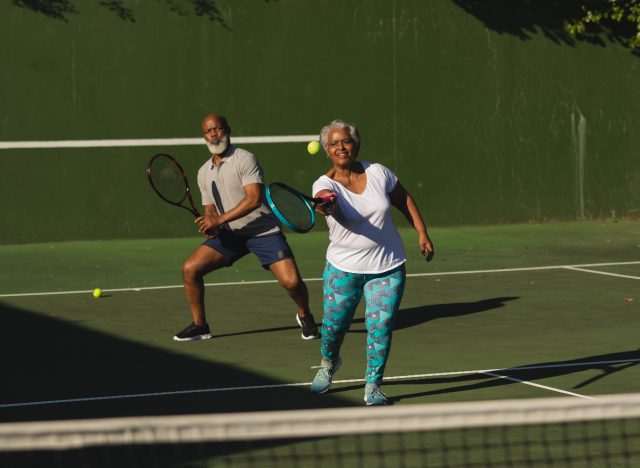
[
  {"x1": 265, "y1": 182, "x2": 335, "y2": 233},
  {"x1": 146, "y1": 153, "x2": 200, "y2": 218}
]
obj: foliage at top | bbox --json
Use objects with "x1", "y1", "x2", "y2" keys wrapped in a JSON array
[{"x1": 566, "y1": 0, "x2": 640, "y2": 49}]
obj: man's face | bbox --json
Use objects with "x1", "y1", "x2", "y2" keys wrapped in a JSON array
[{"x1": 202, "y1": 117, "x2": 229, "y2": 155}]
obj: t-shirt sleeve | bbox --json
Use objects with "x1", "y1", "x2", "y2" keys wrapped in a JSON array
[
  {"x1": 238, "y1": 152, "x2": 264, "y2": 186},
  {"x1": 377, "y1": 164, "x2": 398, "y2": 193},
  {"x1": 312, "y1": 176, "x2": 335, "y2": 198}
]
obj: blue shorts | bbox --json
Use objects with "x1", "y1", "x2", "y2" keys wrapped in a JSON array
[{"x1": 202, "y1": 230, "x2": 294, "y2": 269}]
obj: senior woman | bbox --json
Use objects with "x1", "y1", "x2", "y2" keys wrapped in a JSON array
[{"x1": 310, "y1": 119, "x2": 434, "y2": 405}]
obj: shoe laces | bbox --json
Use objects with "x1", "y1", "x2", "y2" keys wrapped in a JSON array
[
  {"x1": 320, "y1": 364, "x2": 334, "y2": 379},
  {"x1": 367, "y1": 385, "x2": 386, "y2": 400},
  {"x1": 299, "y1": 315, "x2": 315, "y2": 328}
]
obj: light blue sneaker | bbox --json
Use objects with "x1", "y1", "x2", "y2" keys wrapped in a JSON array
[
  {"x1": 364, "y1": 383, "x2": 389, "y2": 406},
  {"x1": 310, "y1": 357, "x2": 342, "y2": 394}
]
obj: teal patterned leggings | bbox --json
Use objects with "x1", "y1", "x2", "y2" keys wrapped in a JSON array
[{"x1": 321, "y1": 262, "x2": 406, "y2": 384}]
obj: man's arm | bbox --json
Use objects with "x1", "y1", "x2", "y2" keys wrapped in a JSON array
[
  {"x1": 196, "y1": 183, "x2": 262, "y2": 235},
  {"x1": 217, "y1": 182, "x2": 262, "y2": 225}
]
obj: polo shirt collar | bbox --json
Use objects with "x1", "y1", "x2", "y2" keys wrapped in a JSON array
[{"x1": 210, "y1": 144, "x2": 235, "y2": 168}]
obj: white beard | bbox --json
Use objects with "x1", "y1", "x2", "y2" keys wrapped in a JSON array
[{"x1": 206, "y1": 136, "x2": 229, "y2": 155}]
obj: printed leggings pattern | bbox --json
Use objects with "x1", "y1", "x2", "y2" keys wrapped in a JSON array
[{"x1": 321, "y1": 263, "x2": 406, "y2": 384}]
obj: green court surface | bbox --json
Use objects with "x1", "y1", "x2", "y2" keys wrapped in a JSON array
[{"x1": 0, "y1": 220, "x2": 639, "y2": 423}]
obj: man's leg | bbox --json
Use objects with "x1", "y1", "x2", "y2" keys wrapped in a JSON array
[
  {"x1": 269, "y1": 258, "x2": 320, "y2": 339},
  {"x1": 268, "y1": 258, "x2": 310, "y2": 317},
  {"x1": 174, "y1": 245, "x2": 230, "y2": 341}
]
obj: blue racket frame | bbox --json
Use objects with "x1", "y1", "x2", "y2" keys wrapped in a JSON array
[{"x1": 265, "y1": 183, "x2": 316, "y2": 233}]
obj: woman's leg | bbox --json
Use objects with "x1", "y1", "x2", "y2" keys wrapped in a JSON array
[
  {"x1": 320, "y1": 263, "x2": 364, "y2": 363},
  {"x1": 362, "y1": 265, "x2": 406, "y2": 384}
]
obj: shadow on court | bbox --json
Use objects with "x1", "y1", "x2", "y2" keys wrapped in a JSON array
[
  {"x1": 387, "y1": 349, "x2": 640, "y2": 403},
  {"x1": 212, "y1": 324, "x2": 300, "y2": 339},
  {"x1": 196, "y1": 297, "x2": 520, "y2": 338},
  {"x1": 0, "y1": 302, "x2": 353, "y2": 424},
  {"x1": 346, "y1": 296, "x2": 519, "y2": 333},
  {"x1": 326, "y1": 350, "x2": 640, "y2": 403}
]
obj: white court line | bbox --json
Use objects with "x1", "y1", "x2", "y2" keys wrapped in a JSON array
[
  {"x1": 2, "y1": 260, "x2": 639, "y2": 298},
  {"x1": 407, "y1": 260, "x2": 640, "y2": 279},
  {"x1": 0, "y1": 135, "x2": 318, "y2": 150},
  {"x1": 0, "y1": 279, "x2": 282, "y2": 298},
  {"x1": 2, "y1": 358, "x2": 638, "y2": 409},
  {"x1": 481, "y1": 372, "x2": 596, "y2": 400},
  {"x1": 563, "y1": 266, "x2": 640, "y2": 280}
]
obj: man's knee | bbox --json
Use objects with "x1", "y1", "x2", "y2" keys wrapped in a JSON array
[
  {"x1": 183, "y1": 249, "x2": 228, "y2": 281},
  {"x1": 280, "y1": 274, "x2": 302, "y2": 291},
  {"x1": 270, "y1": 259, "x2": 303, "y2": 290},
  {"x1": 182, "y1": 259, "x2": 202, "y2": 281}
]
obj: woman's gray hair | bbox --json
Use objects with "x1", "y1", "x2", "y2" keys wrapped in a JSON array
[{"x1": 319, "y1": 119, "x2": 361, "y2": 154}]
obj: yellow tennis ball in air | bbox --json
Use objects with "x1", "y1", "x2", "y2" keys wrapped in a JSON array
[
  {"x1": 92, "y1": 288, "x2": 102, "y2": 298},
  {"x1": 307, "y1": 140, "x2": 321, "y2": 155}
]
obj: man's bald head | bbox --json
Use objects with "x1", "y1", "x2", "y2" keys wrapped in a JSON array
[{"x1": 201, "y1": 114, "x2": 230, "y2": 134}]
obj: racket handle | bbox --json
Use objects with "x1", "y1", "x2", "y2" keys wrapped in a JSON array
[{"x1": 314, "y1": 192, "x2": 337, "y2": 205}]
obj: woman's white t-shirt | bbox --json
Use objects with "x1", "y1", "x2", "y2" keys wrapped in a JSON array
[{"x1": 312, "y1": 162, "x2": 406, "y2": 274}]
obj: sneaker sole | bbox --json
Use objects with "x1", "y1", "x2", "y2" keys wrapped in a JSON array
[
  {"x1": 296, "y1": 315, "x2": 320, "y2": 340},
  {"x1": 311, "y1": 386, "x2": 331, "y2": 395},
  {"x1": 173, "y1": 333, "x2": 213, "y2": 342},
  {"x1": 363, "y1": 396, "x2": 389, "y2": 406}
]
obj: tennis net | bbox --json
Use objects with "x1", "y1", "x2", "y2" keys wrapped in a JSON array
[{"x1": 1, "y1": 393, "x2": 640, "y2": 467}]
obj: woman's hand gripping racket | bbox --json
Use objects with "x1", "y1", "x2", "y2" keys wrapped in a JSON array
[
  {"x1": 265, "y1": 182, "x2": 336, "y2": 233},
  {"x1": 146, "y1": 153, "x2": 201, "y2": 218}
]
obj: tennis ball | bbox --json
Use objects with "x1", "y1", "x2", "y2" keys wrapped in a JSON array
[
  {"x1": 92, "y1": 288, "x2": 102, "y2": 298},
  {"x1": 307, "y1": 140, "x2": 321, "y2": 155}
]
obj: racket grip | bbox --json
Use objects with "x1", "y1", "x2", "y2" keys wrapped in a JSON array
[{"x1": 315, "y1": 192, "x2": 337, "y2": 205}]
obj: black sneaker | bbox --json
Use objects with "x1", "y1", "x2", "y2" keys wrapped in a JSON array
[
  {"x1": 296, "y1": 314, "x2": 320, "y2": 340},
  {"x1": 173, "y1": 322, "x2": 212, "y2": 342}
]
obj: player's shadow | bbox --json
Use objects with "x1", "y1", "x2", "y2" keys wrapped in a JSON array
[
  {"x1": 212, "y1": 296, "x2": 519, "y2": 339},
  {"x1": 327, "y1": 349, "x2": 640, "y2": 403},
  {"x1": 451, "y1": 0, "x2": 639, "y2": 54},
  {"x1": 348, "y1": 296, "x2": 519, "y2": 333},
  {"x1": 386, "y1": 349, "x2": 640, "y2": 403},
  {"x1": 213, "y1": 323, "x2": 301, "y2": 338}
]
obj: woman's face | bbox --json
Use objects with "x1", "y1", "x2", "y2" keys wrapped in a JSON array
[{"x1": 326, "y1": 128, "x2": 357, "y2": 168}]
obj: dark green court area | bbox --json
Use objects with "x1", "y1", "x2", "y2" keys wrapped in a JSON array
[{"x1": 1, "y1": 221, "x2": 639, "y2": 423}]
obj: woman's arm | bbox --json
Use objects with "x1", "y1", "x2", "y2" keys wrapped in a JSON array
[
  {"x1": 313, "y1": 189, "x2": 337, "y2": 216},
  {"x1": 389, "y1": 182, "x2": 434, "y2": 261}
]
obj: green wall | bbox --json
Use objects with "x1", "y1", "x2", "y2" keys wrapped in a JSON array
[{"x1": 1, "y1": 0, "x2": 638, "y2": 243}]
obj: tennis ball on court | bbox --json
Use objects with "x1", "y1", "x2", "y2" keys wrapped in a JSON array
[
  {"x1": 307, "y1": 140, "x2": 321, "y2": 155},
  {"x1": 92, "y1": 288, "x2": 102, "y2": 298}
]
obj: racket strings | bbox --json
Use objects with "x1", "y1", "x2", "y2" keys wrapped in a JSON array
[
  {"x1": 150, "y1": 159, "x2": 188, "y2": 204},
  {"x1": 269, "y1": 185, "x2": 314, "y2": 232}
]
